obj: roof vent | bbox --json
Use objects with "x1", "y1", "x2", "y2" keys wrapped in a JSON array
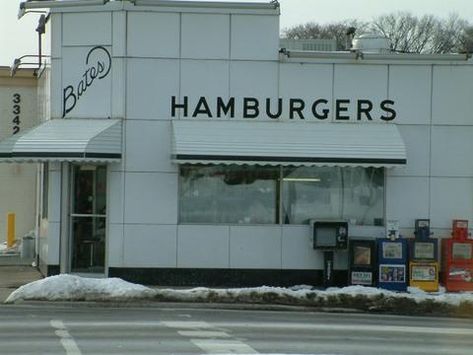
[{"x1": 352, "y1": 33, "x2": 391, "y2": 53}]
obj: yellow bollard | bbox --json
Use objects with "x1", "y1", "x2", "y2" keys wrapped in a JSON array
[{"x1": 7, "y1": 213, "x2": 15, "y2": 248}]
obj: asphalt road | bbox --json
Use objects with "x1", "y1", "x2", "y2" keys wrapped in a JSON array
[{"x1": 1, "y1": 303, "x2": 473, "y2": 355}]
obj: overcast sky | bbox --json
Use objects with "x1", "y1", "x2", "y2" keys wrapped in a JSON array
[{"x1": 1, "y1": 0, "x2": 473, "y2": 66}]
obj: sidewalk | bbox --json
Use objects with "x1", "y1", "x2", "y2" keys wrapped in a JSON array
[{"x1": 0, "y1": 265, "x2": 43, "y2": 303}]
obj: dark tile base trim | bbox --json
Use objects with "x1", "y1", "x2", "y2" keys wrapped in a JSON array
[
  {"x1": 108, "y1": 267, "x2": 349, "y2": 288},
  {"x1": 39, "y1": 262, "x2": 60, "y2": 278}
]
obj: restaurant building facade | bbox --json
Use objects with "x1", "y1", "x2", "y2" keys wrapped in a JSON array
[{"x1": 5, "y1": 0, "x2": 473, "y2": 286}]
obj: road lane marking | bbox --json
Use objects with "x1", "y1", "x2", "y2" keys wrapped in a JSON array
[
  {"x1": 191, "y1": 339, "x2": 258, "y2": 354},
  {"x1": 178, "y1": 330, "x2": 231, "y2": 338},
  {"x1": 50, "y1": 320, "x2": 82, "y2": 355},
  {"x1": 162, "y1": 321, "x2": 212, "y2": 329}
]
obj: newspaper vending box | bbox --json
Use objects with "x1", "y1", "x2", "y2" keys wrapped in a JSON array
[
  {"x1": 408, "y1": 219, "x2": 439, "y2": 292},
  {"x1": 348, "y1": 239, "x2": 377, "y2": 287},
  {"x1": 377, "y1": 220, "x2": 408, "y2": 291},
  {"x1": 442, "y1": 220, "x2": 473, "y2": 292}
]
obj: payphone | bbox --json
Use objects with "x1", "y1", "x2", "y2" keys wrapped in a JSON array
[
  {"x1": 312, "y1": 221, "x2": 348, "y2": 287},
  {"x1": 408, "y1": 219, "x2": 439, "y2": 292},
  {"x1": 442, "y1": 220, "x2": 473, "y2": 292},
  {"x1": 377, "y1": 220, "x2": 409, "y2": 291},
  {"x1": 348, "y1": 239, "x2": 377, "y2": 287}
]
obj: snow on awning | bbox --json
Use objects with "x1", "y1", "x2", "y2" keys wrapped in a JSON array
[
  {"x1": 172, "y1": 120, "x2": 407, "y2": 168},
  {"x1": 0, "y1": 119, "x2": 122, "y2": 163}
]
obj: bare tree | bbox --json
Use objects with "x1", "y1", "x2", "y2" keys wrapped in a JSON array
[
  {"x1": 282, "y1": 12, "x2": 471, "y2": 54},
  {"x1": 282, "y1": 20, "x2": 368, "y2": 50}
]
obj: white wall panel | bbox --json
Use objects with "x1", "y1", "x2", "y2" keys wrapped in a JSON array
[
  {"x1": 231, "y1": 15, "x2": 279, "y2": 60},
  {"x1": 177, "y1": 225, "x2": 230, "y2": 268},
  {"x1": 388, "y1": 65, "x2": 431, "y2": 125},
  {"x1": 51, "y1": 14, "x2": 62, "y2": 59},
  {"x1": 181, "y1": 14, "x2": 230, "y2": 59},
  {"x1": 431, "y1": 178, "x2": 473, "y2": 229},
  {"x1": 123, "y1": 224, "x2": 177, "y2": 267},
  {"x1": 112, "y1": 11, "x2": 126, "y2": 57},
  {"x1": 431, "y1": 126, "x2": 473, "y2": 177},
  {"x1": 282, "y1": 226, "x2": 323, "y2": 269},
  {"x1": 127, "y1": 12, "x2": 180, "y2": 58},
  {"x1": 108, "y1": 171, "x2": 124, "y2": 224},
  {"x1": 230, "y1": 61, "x2": 278, "y2": 118},
  {"x1": 333, "y1": 65, "x2": 389, "y2": 123},
  {"x1": 50, "y1": 59, "x2": 62, "y2": 119},
  {"x1": 279, "y1": 63, "x2": 333, "y2": 121},
  {"x1": 229, "y1": 226, "x2": 281, "y2": 268},
  {"x1": 180, "y1": 60, "x2": 230, "y2": 119},
  {"x1": 125, "y1": 120, "x2": 175, "y2": 173},
  {"x1": 48, "y1": 169, "x2": 62, "y2": 223},
  {"x1": 432, "y1": 66, "x2": 473, "y2": 125},
  {"x1": 388, "y1": 125, "x2": 430, "y2": 177},
  {"x1": 127, "y1": 59, "x2": 179, "y2": 119},
  {"x1": 63, "y1": 13, "x2": 111, "y2": 46},
  {"x1": 47, "y1": 221, "x2": 60, "y2": 264},
  {"x1": 107, "y1": 223, "x2": 124, "y2": 267},
  {"x1": 124, "y1": 172, "x2": 178, "y2": 224},
  {"x1": 61, "y1": 47, "x2": 112, "y2": 118},
  {"x1": 111, "y1": 58, "x2": 125, "y2": 118},
  {"x1": 386, "y1": 177, "x2": 430, "y2": 228}
]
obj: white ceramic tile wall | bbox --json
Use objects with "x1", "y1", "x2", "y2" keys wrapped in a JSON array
[
  {"x1": 123, "y1": 224, "x2": 177, "y2": 267},
  {"x1": 61, "y1": 47, "x2": 112, "y2": 118},
  {"x1": 123, "y1": 172, "x2": 178, "y2": 224},
  {"x1": 177, "y1": 225, "x2": 230, "y2": 268},
  {"x1": 107, "y1": 223, "x2": 124, "y2": 267},
  {"x1": 430, "y1": 177, "x2": 473, "y2": 229},
  {"x1": 432, "y1": 65, "x2": 473, "y2": 125},
  {"x1": 180, "y1": 60, "x2": 230, "y2": 118},
  {"x1": 111, "y1": 58, "x2": 126, "y2": 118},
  {"x1": 126, "y1": 58, "x2": 179, "y2": 119},
  {"x1": 229, "y1": 61, "x2": 279, "y2": 118},
  {"x1": 388, "y1": 125, "x2": 430, "y2": 177},
  {"x1": 229, "y1": 226, "x2": 282, "y2": 268},
  {"x1": 431, "y1": 126, "x2": 473, "y2": 177},
  {"x1": 108, "y1": 171, "x2": 124, "y2": 224},
  {"x1": 47, "y1": 221, "x2": 60, "y2": 264},
  {"x1": 386, "y1": 176, "x2": 430, "y2": 228},
  {"x1": 388, "y1": 65, "x2": 431, "y2": 125},
  {"x1": 48, "y1": 170, "x2": 62, "y2": 223},
  {"x1": 333, "y1": 64, "x2": 388, "y2": 123},
  {"x1": 230, "y1": 15, "x2": 279, "y2": 61},
  {"x1": 62, "y1": 13, "x2": 111, "y2": 46},
  {"x1": 181, "y1": 14, "x2": 230, "y2": 60},
  {"x1": 279, "y1": 63, "x2": 333, "y2": 121},
  {"x1": 281, "y1": 226, "x2": 323, "y2": 269},
  {"x1": 127, "y1": 12, "x2": 180, "y2": 58},
  {"x1": 112, "y1": 11, "x2": 126, "y2": 57},
  {"x1": 124, "y1": 120, "x2": 175, "y2": 173}
]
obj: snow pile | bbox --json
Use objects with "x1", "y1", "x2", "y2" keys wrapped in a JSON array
[
  {"x1": 5, "y1": 274, "x2": 155, "y2": 303},
  {"x1": 5, "y1": 275, "x2": 473, "y2": 317}
]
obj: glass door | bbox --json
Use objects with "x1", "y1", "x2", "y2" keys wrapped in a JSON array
[{"x1": 70, "y1": 165, "x2": 107, "y2": 273}]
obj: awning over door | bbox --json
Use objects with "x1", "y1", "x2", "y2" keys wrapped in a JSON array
[
  {"x1": 172, "y1": 120, "x2": 407, "y2": 167},
  {"x1": 0, "y1": 119, "x2": 122, "y2": 163}
]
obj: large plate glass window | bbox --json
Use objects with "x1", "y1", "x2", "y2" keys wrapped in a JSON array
[{"x1": 179, "y1": 165, "x2": 279, "y2": 224}]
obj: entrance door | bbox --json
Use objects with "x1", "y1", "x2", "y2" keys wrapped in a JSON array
[{"x1": 70, "y1": 165, "x2": 107, "y2": 274}]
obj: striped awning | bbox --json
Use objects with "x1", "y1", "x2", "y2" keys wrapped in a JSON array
[
  {"x1": 172, "y1": 120, "x2": 407, "y2": 167},
  {"x1": 0, "y1": 119, "x2": 122, "y2": 163}
]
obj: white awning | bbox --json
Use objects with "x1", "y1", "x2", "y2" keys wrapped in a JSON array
[
  {"x1": 0, "y1": 119, "x2": 122, "y2": 163},
  {"x1": 172, "y1": 120, "x2": 407, "y2": 167}
]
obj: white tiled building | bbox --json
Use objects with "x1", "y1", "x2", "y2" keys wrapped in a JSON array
[{"x1": 3, "y1": 0, "x2": 472, "y2": 286}]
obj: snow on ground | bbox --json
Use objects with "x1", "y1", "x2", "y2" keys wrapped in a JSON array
[{"x1": 5, "y1": 274, "x2": 473, "y2": 308}]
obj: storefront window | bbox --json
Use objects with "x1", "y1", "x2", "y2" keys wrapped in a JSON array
[
  {"x1": 179, "y1": 165, "x2": 384, "y2": 226},
  {"x1": 179, "y1": 165, "x2": 278, "y2": 224},
  {"x1": 282, "y1": 166, "x2": 384, "y2": 225}
]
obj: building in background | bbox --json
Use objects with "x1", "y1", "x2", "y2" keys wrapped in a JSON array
[
  {"x1": 0, "y1": 67, "x2": 38, "y2": 246},
  {"x1": 2, "y1": 0, "x2": 472, "y2": 287}
]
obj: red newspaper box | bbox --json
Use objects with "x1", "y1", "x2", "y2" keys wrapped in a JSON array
[{"x1": 442, "y1": 220, "x2": 473, "y2": 292}]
